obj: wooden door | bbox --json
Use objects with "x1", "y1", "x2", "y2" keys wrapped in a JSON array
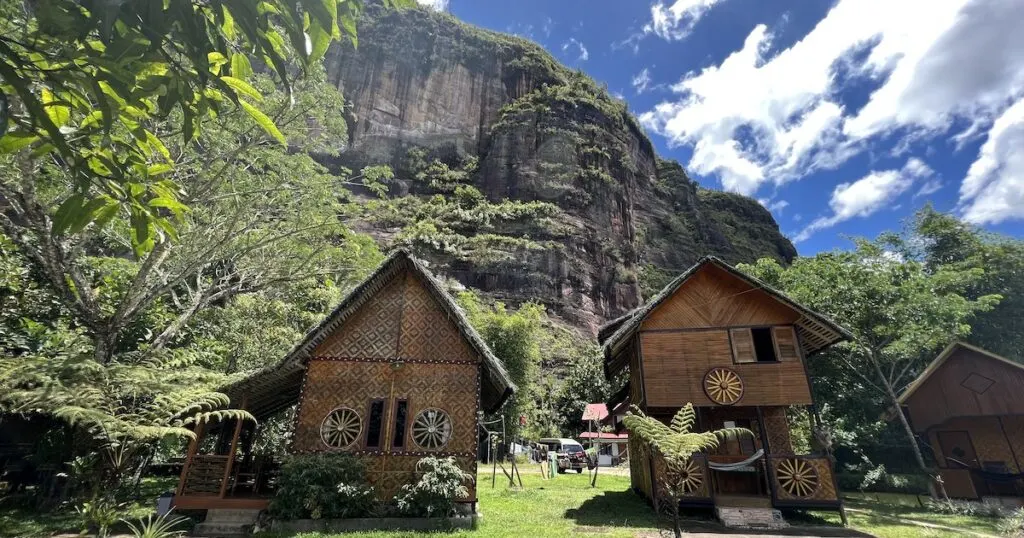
[{"x1": 937, "y1": 431, "x2": 979, "y2": 469}]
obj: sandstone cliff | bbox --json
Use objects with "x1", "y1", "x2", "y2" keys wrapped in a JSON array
[{"x1": 325, "y1": 5, "x2": 797, "y2": 332}]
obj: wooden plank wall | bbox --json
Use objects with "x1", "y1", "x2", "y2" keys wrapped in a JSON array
[
  {"x1": 905, "y1": 347, "x2": 1024, "y2": 432},
  {"x1": 640, "y1": 330, "x2": 812, "y2": 407},
  {"x1": 927, "y1": 416, "x2": 1022, "y2": 473},
  {"x1": 640, "y1": 264, "x2": 800, "y2": 330},
  {"x1": 634, "y1": 263, "x2": 811, "y2": 408}
]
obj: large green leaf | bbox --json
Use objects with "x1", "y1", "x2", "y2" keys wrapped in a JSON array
[{"x1": 240, "y1": 99, "x2": 285, "y2": 145}]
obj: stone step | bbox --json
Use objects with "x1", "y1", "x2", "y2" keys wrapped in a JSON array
[
  {"x1": 192, "y1": 522, "x2": 252, "y2": 537},
  {"x1": 202, "y1": 508, "x2": 261, "y2": 524},
  {"x1": 715, "y1": 506, "x2": 788, "y2": 530}
]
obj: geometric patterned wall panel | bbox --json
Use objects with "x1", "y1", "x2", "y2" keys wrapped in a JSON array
[
  {"x1": 292, "y1": 360, "x2": 393, "y2": 452},
  {"x1": 398, "y1": 273, "x2": 478, "y2": 363},
  {"x1": 313, "y1": 276, "x2": 404, "y2": 359},
  {"x1": 1003, "y1": 416, "x2": 1024, "y2": 472},
  {"x1": 770, "y1": 456, "x2": 838, "y2": 502},
  {"x1": 390, "y1": 362, "x2": 479, "y2": 455},
  {"x1": 359, "y1": 454, "x2": 477, "y2": 501},
  {"x1": 762, "y1": 407, "x2": 795, "y2": 455},
  {"x1": 291, "y1": 265, "x2": 484, "y2": 503},
  {"x1": 293, "y1": 360, "x2": 479, "y2": 456},
  {"x1": 937, "y1": 417, "x2": 1021, "y2": 473}
]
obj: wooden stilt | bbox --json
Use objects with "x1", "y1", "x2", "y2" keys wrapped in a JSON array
[
  {"x1": 176, "y1": 421, "x2": 206, "y2": 497},
  {"x1": 219, "y1": 397, "x2": 247, "y2": 499}
]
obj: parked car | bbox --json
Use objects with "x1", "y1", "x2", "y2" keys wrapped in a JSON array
[{"x1": 538, "y1": 438, "x2": 593, "y2": 473}]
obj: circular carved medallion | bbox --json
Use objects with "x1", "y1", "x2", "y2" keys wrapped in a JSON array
[
  {"x1": 320, "y1": 407, "x2": 362, "y2": 449},
  {"x1": 411, "y1": 408, "x2": 453, "y2": 450},
  {"x1": 677, "y1": 458, "x2": 704, "y2": 494},
  {"x1": 703, "y1": 367, "x2": 744, "y2": 405},
  {"x1": 776, "y1": 458, "x2": 820, "y2": 497}
]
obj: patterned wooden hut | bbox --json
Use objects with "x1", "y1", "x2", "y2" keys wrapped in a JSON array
[
  {"x1": 599, "y1": 256, "x2": 851, "y2": 517},
  {"x1": 173, "y1": 250, "x2": 515, "y2": 511},
  {"x1": 898, "y1": 342, "x2": 1024, "y2": 504}
]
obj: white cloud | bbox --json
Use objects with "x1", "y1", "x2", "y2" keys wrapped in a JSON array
[
  {"x1": 768, "y1": 200, "x2": 789, "y2": 213},
  {"x1": 543, "y1": 17, "x2": 554, "y2": 38},
  {"x1": 415, "y1": 0, "x2": 448, "y2": 11},
  {"x1": 644, "y1": 0, "x2": 724, "y2": 41},
  {"x1": 632, "y1": 68, "x2": 653, "y2": 94},
  {"x1": 794, "y1": 159, "x2": 930, "y2": 242},
  {"x1": 562, "y1": 38, "x2": 589, "y2": 61},
  {"x1": 914, "y1": 178, "x2": 943, "y2": 199},
  {"x1": 639, "y1": 0, "x2": 1024, "y2": 198},
  {"x1": 959, "y1": 97, "x2": 1024, "y2": 224}
]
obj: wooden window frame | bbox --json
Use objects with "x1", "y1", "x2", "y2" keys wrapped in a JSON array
[
  {"x1": 771, "y1": 325, "x2": 801, "y2": 363},
  {"x1": 750, "y1": 327, "x2": 780, "y2": 363},
  {"x1": 364, "y1": 398, "x2": 388, "y2": 450},
  {"x1": 389, "y1": 397, "x2": 410, "y2": 452},
  {"x1": 729, "y1": 328, "x2": 757, "y2": 364},
  {"x1": 730, "y1": 325, "x2": 802, "y2": 364}
]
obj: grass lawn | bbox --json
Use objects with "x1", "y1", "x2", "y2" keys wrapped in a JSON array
[
  {"x1": 0, "y1": 468, "x2": 1011, "y2": 537},
  {"x1": 263, "y1": 467, "x2": 663, "y2": 538}
]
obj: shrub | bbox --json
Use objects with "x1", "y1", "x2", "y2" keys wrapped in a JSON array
[
  {"x1": 924, "y1": 498, "x2": 1008, "y2": 518},
  {"x1": 999, "y1": 507, "x2": 1024, "y2": 538},
  {"x1": 268, "y1": 453, "x2": 375, "y2": 520},
  {"x1": 835, "y1": 472, "x2": 930, "y2": 494},
  {"x1": 124, "y1": 512, "x2": 189, "y2": 538},
  {"x1": 394, "y1": 457, "x2": 472, "y2": 518}
]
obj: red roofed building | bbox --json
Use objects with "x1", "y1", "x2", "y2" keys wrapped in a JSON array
[{"x1": 582, "y1": 403, "x2": 627, "y2": 466}]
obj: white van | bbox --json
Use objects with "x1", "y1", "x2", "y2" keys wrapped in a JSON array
[{"x1": 538, "y1": 437, "x2": 591, "y2": 473}]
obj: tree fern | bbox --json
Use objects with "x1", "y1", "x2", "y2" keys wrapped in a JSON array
[{"x1": 622, "y1": 403, "x2": 753, "y2": 538}]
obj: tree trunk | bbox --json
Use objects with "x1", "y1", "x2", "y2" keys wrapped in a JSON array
[
  {"x1": 671, "y1": 498, "x2": 682, "y2": 538},
  {"x1": 93, "y1": 330, "x2": 117, "y2": 364},
  {"x1": 867, "y1": 351, "x2": 933, "y2": 480}
]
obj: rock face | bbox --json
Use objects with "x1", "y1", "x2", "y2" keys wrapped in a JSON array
[{"x1": 325, "y1": 6, "x2": 796, "y2": 333}]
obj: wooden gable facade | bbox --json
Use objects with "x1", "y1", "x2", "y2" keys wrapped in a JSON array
[
  {"x1": 899, "y1": 342, "x2": 1024, "y2": 501},
  {"x1": 173, "y1": 251, "x2": 514, "y2": 511},
  {"x1": 600, "y1": 257, "x2": 851, "y2": 514}
]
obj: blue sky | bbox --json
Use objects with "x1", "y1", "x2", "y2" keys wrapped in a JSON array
[{"x1": 416, "y1": 0, "x2": 1024, "y2": 255}]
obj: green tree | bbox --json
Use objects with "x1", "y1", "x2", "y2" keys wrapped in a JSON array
[
  {"x1": 740, "y1": 238, "x2": 1000, "y2": 478},
  {"x1": 0, "y1": 72, "x2": 382, "y2": 363},
  {"x1": 905, "y1": 206, "x2": 1024, "y2": 362},
  {"x1": 0, "y1": 0, "x2": 411, "y2": 254},
  {"x1": 458, "y1": 291, "x2": 543, "y2": 440},
  {"x1": 623, "y1": 404, "x2": 749, "y2": 538}
]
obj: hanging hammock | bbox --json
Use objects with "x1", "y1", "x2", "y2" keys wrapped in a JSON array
[
  {"x1": 707, "y1": 449, "x2": 765, "y2": 471},
  {"x1": 970, "y1": 468, "x2": 1024, "y2": 482}
]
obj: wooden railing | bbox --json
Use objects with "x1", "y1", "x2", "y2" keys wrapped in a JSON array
[
  {"x1": 767, "y1": 454, "x2": 839, "y2": 504},
  {"x1": 180, "y1": 455, "x2": 229, "y2": 496}
]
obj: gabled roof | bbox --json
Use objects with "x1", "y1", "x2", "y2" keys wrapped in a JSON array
[
  {"x1": 582, "y1": 403, "x2": 609, "y2": 422},
  {"x1": 600, "y1": 256, "x2": 852, "y2": 375},
  {"x1": 222, "y1": 250, "x2": 515, "y2": 419},
  {"x1": 897, "y1": 341, "x2": 1024, "y2": 404}
]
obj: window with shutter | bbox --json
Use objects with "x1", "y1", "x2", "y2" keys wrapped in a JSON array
[
  {"x1": 772, "y1": 326, "x2": 800, "y2": 362},
  {"x1": 730, "y1": 328, "x2": 756, "y2": 363}
]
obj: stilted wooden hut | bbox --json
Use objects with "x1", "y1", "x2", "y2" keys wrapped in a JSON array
[
  {"x1": 599, "y1": 256, "x2": 851, "y2": 515},
  {"x1": 898, "y1": 342, "x2": 1024, "y2": 504},
  {"x1": 172, "y1": 251, "x2": 515, "y2": 511}
]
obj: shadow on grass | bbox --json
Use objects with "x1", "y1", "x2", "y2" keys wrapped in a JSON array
[
  {"x1": 564, "y1": 489, "x2": 660, "y2": 528},
  {"x1": 566, "y1": 492, "x2": 873, "y2": 537}
]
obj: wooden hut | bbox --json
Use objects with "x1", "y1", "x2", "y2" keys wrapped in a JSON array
[
  {"x1": 172, "y1": 251, "x2": 515, "y2": 511},
  {"x1": 898, "y1": 342, "x2": 1024, "y2": 503},
  {"x1": 599, "y1": 256, "x2": 851, "y2": 515}
]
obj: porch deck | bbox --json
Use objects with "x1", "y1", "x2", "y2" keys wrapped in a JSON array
[{"x1": 172, "y1": 494, "x2": 271, "y2": 510}]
